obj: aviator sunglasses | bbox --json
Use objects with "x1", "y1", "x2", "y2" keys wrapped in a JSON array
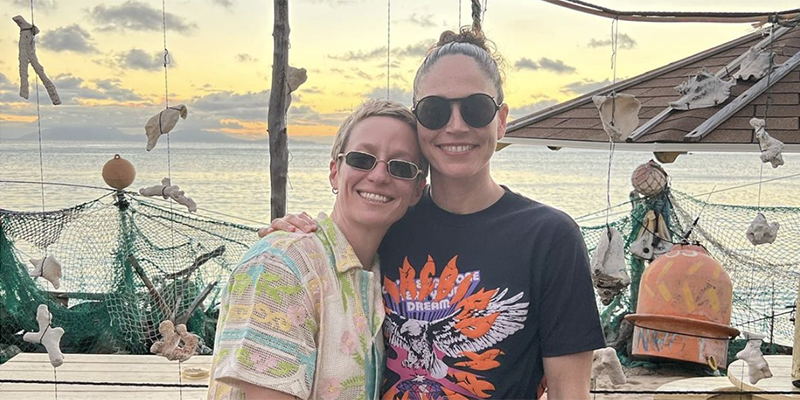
[
  {"x1": 337, "y1": 151, "x2": 423, "y2": 180},
  {"x1": 412, "y1": 93, "x2": 501, "y2": 130}
]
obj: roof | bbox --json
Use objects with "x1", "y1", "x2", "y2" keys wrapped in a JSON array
[{"x1": 503, "y1": 25, "x2": 800, "y2": 154}]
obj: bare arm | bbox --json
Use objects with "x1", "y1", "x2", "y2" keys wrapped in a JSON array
[
  {"x1": 542, "y1": 351, "x2": 593, "y2": 400},
  {"x1": 258, "y1": 212, "x2": 318, "y2": 237},
  {"x1": 238, "y1": 380, "x2": 300, "y2": 400}
]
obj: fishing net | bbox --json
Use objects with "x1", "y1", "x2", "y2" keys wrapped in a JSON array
[
  {"x1": 582, "y1": 188, "x2": 800, "y2": 367},
  {"x1": 0, "y1": 192, "x2": 255, "y2": 363}
]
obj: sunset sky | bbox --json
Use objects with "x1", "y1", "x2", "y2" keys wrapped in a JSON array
[{"x1": 0, "y1": 0, "x2": 797, "y2": 141}]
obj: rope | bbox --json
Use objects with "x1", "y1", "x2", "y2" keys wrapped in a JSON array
[
  {"x1": 603, "y1": 17, "x2": 619, "y2": 231},
  {"x1": 458, "y1": 0, "x2": 462, "y2": 27},
  {"x1": 471, "y1": 0, "x2": 481, "y2": 32},
  {"x1": 387, "y1": 0, "x2": 390, "y2": 99}
]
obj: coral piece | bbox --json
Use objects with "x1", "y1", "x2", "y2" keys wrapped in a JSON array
[
  {"x1": 751, "y1": 118, "x2": 784, "y2": 168},
  {"x1": 285, "y1": 65, "x2": 307, "y2": 109},
  {"x1": 736, "y1": 332, "x2": 772, "y2": 384},
  {"x1": 23, "y1": 304, "x2": 64, "y2": 367},
  {"x1": 13, "y1": 15, "x2": 60, "y2": 105},
  {"x1": 139, "y1": 177, "x2": 197, "y2": 212},
  {"x1": 734, "y1": 48, "x2": 775, "y2": 81},
  {"x1": 746, "y1": 212, "x2": 779, "y2": 245},
  {"x1": 591, "y1": 227, "x2": 630, "y2": 305},
  {"x1": 592, "y1": 347, "x2": 626, "y2": 386},
  {"x1": 630, "y1": 210, "x2": 673, "y2": 261},
  {"x1": 150, "y1": 320, "x2": 199, "y2": 362},
  {"x1": 631, "y1": 160, "x2": 668, "y2": 197},
  {"x1": 29, "y1": 255, "x2": 62, "y2": 289},
  {"x1": 669, "y1": 69, "x2": 735, "y2": 110},
  {"x1": 145, "y1": 105, "x2": 188, "y2": 151},
  {"x1": 591, "y1": 93, "x2": 641, "y2": 141}
]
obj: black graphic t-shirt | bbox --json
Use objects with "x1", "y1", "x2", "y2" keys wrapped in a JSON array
[{"x1": 378, "y1": 186, "x2": 606, "y2": 400}]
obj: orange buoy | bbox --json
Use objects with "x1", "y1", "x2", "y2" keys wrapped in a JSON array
[
  {"x1": 625, "y1": 244, "x2": 739, "y2": 367},
  {"x1": 102, "y1": 154, "x2": 136, "y2": 190}
]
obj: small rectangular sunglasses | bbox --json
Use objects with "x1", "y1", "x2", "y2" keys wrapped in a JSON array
[
  {"x1": 337, "y1": 151, "x2": 422, "y2": 180},
  {"x1": 412, "y1": 93, "x2": 501, "y2": 130}
]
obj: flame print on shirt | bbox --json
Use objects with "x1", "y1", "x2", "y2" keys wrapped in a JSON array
[{"x1": 382, "y1": 255, "x2": 528, "y2": 400}]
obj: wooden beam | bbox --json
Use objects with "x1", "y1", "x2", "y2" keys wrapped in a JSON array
[
  {"x1": 267, "y1": 0, "x2": 290, "y2": 220},
  {"x1": 176, "y1": 281, "x2": 218, "y2": 325},
  {"x1": 498, "y1": 136, "x2": 800, "y2": 153},
  {"x1": 163, "y1": 245, "x2": 225, "y2": 280},
  {"x1": 627, "y1": 26, "x2": 791, "y2": 142},
  {"x1": 128, "y1": 255, "x2": 171, "y2": 318},
  {"x1": 685, "y1": 48, "x2": 800, "y2": 142}
]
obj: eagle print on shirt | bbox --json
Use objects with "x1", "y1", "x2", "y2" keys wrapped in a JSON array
[{"x1": 382, "y1": 255, "x2": 528, "y2": 400}]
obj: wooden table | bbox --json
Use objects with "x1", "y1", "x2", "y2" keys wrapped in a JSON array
[
  {"x1": 655, "y1": 376, "x2": 740, "y2": 400},
  {"x1": 0, "y1": 353, "x2": 212, "y2": 400},
  {"x1": 727, "y1": 355, "x2": 800, "y2": 400}
]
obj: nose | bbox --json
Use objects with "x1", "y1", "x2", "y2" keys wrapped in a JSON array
[
  {"x1": 445, "y1": 103, "x2": 469, "y2": 134},
  {"x1": 367, "y1": 160, "x2": 391, "y2": 184}
]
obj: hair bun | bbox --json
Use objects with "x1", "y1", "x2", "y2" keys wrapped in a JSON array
[{"x1": 436, "y1": 28, "x2": 489, "y2": 52}]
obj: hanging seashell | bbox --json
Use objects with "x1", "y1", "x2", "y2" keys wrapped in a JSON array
[
  {"x1": 29, "y1": 255, "x2": 63, "y2": 289},
  {"x1": 746, "y1": 212, "x2": 779, "y2": 245},
  {"x1": 736, "y1": 332, "x2": 772, "y2": 384},
  {"x1": 631, "y1": 160, "x2": 668, "y2": 197},
  {"x1": 669, "y1": 69, "x2": 735, "y2": 110},
  {"x1": 590, "y1": 227, "x2": 630, "y2": 305},
  {"x1": 145, "y1": 104, "x2": 188, "y2": 151},
  {"x1": 733, "y1": 48, "x2": 775, "y2": 81},
  {"x1": 751, "y1": 118, "x2": 785, "y2": 168},
  {"x1": 592, "y1": 347, "x2": 627, "y2": 386},
  {"x1": 23, "y1": 304, "x2": 64, "y2": 367},
  {"x1": 591, "y1": 93, "x2": 641, "y2": 141},
  {"x1": 139, "y1": 177, "x2": 197, "y2": 212}
]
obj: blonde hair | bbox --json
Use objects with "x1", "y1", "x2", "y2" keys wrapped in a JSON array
[{"x1": 330, "y1": 99, "x2": 428, "y2": 178}]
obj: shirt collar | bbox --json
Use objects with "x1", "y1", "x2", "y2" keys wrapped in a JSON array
[{"x1": 315, "y1": 212, "x2": 376, "y2": 273}]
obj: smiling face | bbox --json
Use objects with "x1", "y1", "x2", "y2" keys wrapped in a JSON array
[
  {"x1": 414, "y1": 54, "x2": 509, "y2": 183},
  {"x1": 330, "y1": 116, "x2": 425, "y2": 232}
]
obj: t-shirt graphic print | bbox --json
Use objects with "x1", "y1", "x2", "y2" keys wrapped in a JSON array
[{"x1": 382, "y1": 255, "x2": 528, "y2": 399}]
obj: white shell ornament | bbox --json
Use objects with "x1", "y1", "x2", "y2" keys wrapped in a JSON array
[
  {"x1": 591, "y1": 227, "x2": 630, "y2": 305},
  {"x1": 139, "y1": 177, "x2": 197, "y2": 213},
  {"x1": 751, "y1": 118, "x2": 784, "y2": 168},
  {"x1": 746, "y1": 212, "x2": 779, "y2": 245},
  {"x1": 23, "y1": 304, "x2": 65, "y2": 367},
  {"x1": 736, "y1": 332, "x2": 773, "y2": 384},
  {"x1": 29, "y1": 255, "x2": 63, "y2": 289},
  {"x1": 591, "y1": 93, "x2": 641, "y2": 141},
  {"x1": 669, "y1": 69, "x2": 735, "y2": 110},
  {"x1": 145, "y1": 104, "x2": 188, "y2": 151},
  {"x1": 734, "y1": 48, "x2": 775, "y2": 81},
  {"x1": 592, "y1": 347, "x2": 627, "y2": 386},
  {"x1": 150, "y1": 320, "x2": 199, "y2": 362},
  {"x1": 631, "y1": 160, "x2": 668, "y2": 197}
]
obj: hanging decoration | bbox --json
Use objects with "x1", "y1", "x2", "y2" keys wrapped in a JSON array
[
  {"x1": 750, "y1": 117, "x2": 785, "y2": 168},
  {"x1": 630, "y1": 210, "x2": 673, "y2": 261},
  {"x1": 150, "y1": 320, "x2": 199, "y2": 362},
  {"x1": 591, "y1": 93, "x2": 641, "y2": 141},
  {"x1": 23, "y1": 304, "x2": 65, "y2": 367},
  {"x1": 13, "y1": 15, "x2": 60, "y2": 105},
  {"x1": 631, "y1": 160, "x2": 668, "y2": 197},
  {"x1": 734, "y1": 47, "x2": 776, "y2": 81},
  {"x1": 145, "y1": 104, "x2": 188, "y2": 151},
  {"x1": 591, "y1": 347, "x2": 627, "y2": 386},
  {"x1": 139, "y1": 177, "x2": 197, "y2": 212},
  {"x1": 736, "y1": 332, "x2": 773, "y2": 384},
  {"x1": 590, "y1": 227, "x2": 629, "y2": 305},
  {"x1": 746, "y1": 212, "x2": 779, "y2": 245},
  {"x1": 285, "y1": 65, "x2": 308, "y2": 110},
  {"x1": 669, "y1": 69, "x2": 735, "y2": 110},
  {"x1": 102, "y1": 154, "x2": 137, "y2": 190},
  {"x1": 29, "y1": 255, "x2": 62, "y2": 289}
]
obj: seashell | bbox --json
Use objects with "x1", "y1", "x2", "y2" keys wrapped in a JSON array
[
  {"x1": 592, "y1": 93, "x2": 641, "y2": 141},
  {"x1": 145, "y1": 104, "x2": 188, "y2": 151},
  {"x1": 750, "y1": 118, "x2": 784, "y2": 168},
  {"x1": 591, "y1": 227, "x2": 630, "y2": 305},
  {"x1": 736, "y1": 332, "x2": 772, "y2": 384},
  {"x1": 29, "y1": 255, "x2": 62, "y2": 289},
  {"x1": 669, "y1": 69, "x2": 735, "y2": 110},
  {"x1": 746, "y1": 212, "x2": 779, "y2": 245},
  {"x1": 734, "y1": 48, "x2": 775, "y2": 81}
]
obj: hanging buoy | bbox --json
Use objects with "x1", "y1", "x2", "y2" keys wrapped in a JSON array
[
  {"x1": 102, "y1": 154, "x2": 136, "y2": 190},
  {"x1": 631, "y1": 160, "x2": 668, "y2": 197}
]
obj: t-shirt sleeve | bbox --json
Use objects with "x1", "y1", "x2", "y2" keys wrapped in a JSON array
[
  {"x1": 538, "y1": 218, "x2": 606, "y2": 357},
  {"x1": 211, "y1": 243, "x2": 318, "y2": 399}
]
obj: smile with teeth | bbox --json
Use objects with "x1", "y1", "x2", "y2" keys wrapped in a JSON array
[
  {"x1": 358, "y1": 191, "x2": 392, "y2": 203},
  {"x1": 439, "y1": 144, "x2": 476, "y2": 153}
]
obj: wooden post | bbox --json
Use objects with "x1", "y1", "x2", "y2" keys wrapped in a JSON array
[
  {"x1": 792, "y1": 275, "x2": 800, "y2": 386},
  {"x1": 267, "y1": 0, "x2": 290, "y2": 220}
]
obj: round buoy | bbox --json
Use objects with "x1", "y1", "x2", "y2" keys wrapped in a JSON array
[
  {"x1": 102, "y1": 154, "x2": 136, "y2": 190},
  {"x1": 631, "y1": 160, "x2": 668, "y2": 197}
]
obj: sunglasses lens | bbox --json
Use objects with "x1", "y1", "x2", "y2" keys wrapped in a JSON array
[
  {"x1": 461, "y1": 94, "x2": 498, "y2": 128},
  {"x1": 344, "y1": 152, "x2": 377, "y2": 170},
  {"x1": 415, "y1": 97, "x2": 450, "y2": 130},
  {"x1": 388, "y1": 161, "x2": 419, "y2": 179}
]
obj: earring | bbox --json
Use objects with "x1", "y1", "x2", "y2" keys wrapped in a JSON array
[{"x1": 332, "y1": 187, "x2": 338, "y2": 195}]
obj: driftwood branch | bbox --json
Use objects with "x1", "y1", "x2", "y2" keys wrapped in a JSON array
[
  {"x1": 268, "y1": 0, "x2": 290, "y2": 220},
  {"x1": 164, "y1": 245, "x2": 226, "y2": 280},
  {"x1": 128, "y1": 255, "x2": 171, "y2": 317},
  {"x1": 176, "y1": 281, "x2": 218, "y2": 325}
]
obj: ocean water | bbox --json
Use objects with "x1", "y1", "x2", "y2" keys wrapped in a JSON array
[{"x1": 2, "y1": 140, "x2": 800, "y2": 227}]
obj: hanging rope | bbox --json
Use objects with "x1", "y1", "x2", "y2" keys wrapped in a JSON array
[
  {"x1": 471, "y1": 0, "x2": 482, "y2": 32},
  {"x1": 458, "y1": 0, "x2": 462, "y2": 28},
  {"x1": 28, "y1": 0, "x2": 46, "y2": 216},
  {"x1": 386, "y1": 0, "x2": 390, "y2": 99},
  {"x1": 603, "y1": 17, "x2": 619, "y2": 231}
]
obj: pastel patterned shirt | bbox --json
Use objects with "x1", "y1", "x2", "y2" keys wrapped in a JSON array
[{"x1": 208, "y1": 214, "x2": 385, "y2": 400}]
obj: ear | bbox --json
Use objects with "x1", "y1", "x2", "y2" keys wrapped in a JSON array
[
  {"x1": 410, "y1": 177, "x2": 427, "y2": 206},
  {"x1": 496, "y1": 103, "x2": 509, "y2": 141},
  {"x1": 329, "y1": 159, "x2": 339, "y2": 192}
]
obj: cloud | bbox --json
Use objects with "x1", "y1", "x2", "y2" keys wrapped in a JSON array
[
  {"x1": 561, "y1": 78, "x2": 611, "y2": 95},
  {"x1": 587, "y1": 33, "x2": 637, "y2": 49},
  {"x1": 509, "y1": 99, "x2": 559, "y2": 119},
  {"x1": 38, "y1": 25, "x2": 99, "y2": 54},
  {"x1": 235, "y1": 53, "x2": 258, "y2": 63},
  {"x1": 12, "y1": 0, "x2": 56, "y2": 11},
  {"x1": 329, "y1": 47, "x2": 386, "y2": 62},
  {"x1": 115, "y1": 49, "x2": 170, "y2": 71},
  {"x1": 514, "y1": 57, "x2": 576, "y2": 74},
  {"x1": 395, "y1": 41, "x2": 431, "y2": 58},
  {"x1": 190, "y1": 90, "x2": 270, "y2": 121},
  {"x1": 328, "y1": 41, "x2": 431, "y2": 62},
  {"x1": 210, "y1": 0, "x2": 234, "y2": 7},
  {"x1": 0, "y1": 73, "x2": 15, "y2": 91},
  {"x1": 88, "y1": 1, "x2": 196, "y2": 32},
  {"x1": 51, "y1": 74, "x2": 144, "y2": 102},
  {"x1": 407, "y1": 13, "x2": 436, "y2": 28},
  {"x1": 363, "y1": 86, "x2": 412, "y2": 107}
]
